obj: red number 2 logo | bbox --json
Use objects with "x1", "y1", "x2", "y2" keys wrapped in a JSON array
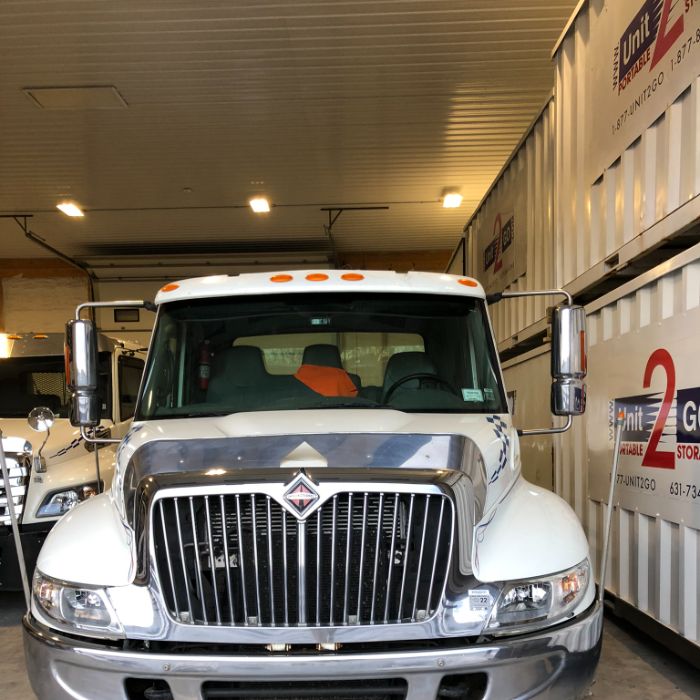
[{"x1": 641, "y1": 349, "x2": 676, "y2": 470}]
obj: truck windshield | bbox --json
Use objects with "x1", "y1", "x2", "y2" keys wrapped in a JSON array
[
  {"x1": 137, "y1": 293, "x2": 507, "y2": 419},
  {"x1": 0, "y1": 354, "x2": 112, "y2": 419}
]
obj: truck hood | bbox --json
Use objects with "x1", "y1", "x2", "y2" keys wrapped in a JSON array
[
  {"x1": 0, "y1": 418, "x2": 90, "y2": 464},
  {"x1": 116, "y1": 410, "x2": 520, "y2": 515}
]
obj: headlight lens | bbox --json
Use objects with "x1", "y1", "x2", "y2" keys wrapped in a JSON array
[
  {"x1": 36, "y1": 482, "x2": 99, "y2": 517},
  {"x1": 32, "y1": 571, "x2": 123, "y2": 637},
  {"x1": 486, "y1": 559, "x2": 590, "y2": 635}
]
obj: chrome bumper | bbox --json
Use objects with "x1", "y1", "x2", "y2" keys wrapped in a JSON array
[{"x1": 24, "y1": 601, "x2": 603, "y2": 700}]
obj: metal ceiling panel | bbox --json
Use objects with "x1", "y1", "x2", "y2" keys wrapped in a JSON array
[{"x1": 0, "y1": 0, "x2": 578, "y2": 260}]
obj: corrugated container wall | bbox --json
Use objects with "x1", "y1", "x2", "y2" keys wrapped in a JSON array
[
  {"x1": 555, "y1": 1, "x2": 700, "y2": 292},
  {"x1": 462, "y1": 100, "x2": 556, "y2": 345},
  {"x1": 557, "y1": 247, "x2": 700, "y2": 647}
]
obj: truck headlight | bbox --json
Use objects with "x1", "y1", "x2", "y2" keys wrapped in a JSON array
[
  {"x1": 36, "y1": 482, "x2": 99, "y2": 517},
  {"x1": 486, "y1": 559, "x2": 590, "y2": 636},
  {"x1": 32, "y1": 571, "x2": 123, "y2": 637}
]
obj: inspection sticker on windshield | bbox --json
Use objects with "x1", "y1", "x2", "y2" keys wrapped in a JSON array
[
  {"x1": 462, "y1": 388, "x2": 484, "y2": 402},
  {"x1": 469, "y1": 589, "x2": 492, "y2": 611}
]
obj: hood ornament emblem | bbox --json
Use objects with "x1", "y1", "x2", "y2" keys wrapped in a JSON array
[{"x1": 284, "y1": 472, "x2": 319, "y2": 517}]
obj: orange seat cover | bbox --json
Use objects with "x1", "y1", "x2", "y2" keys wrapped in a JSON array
[{"x1": 294, "y1": 364, "x2": 358, "y2": 398}]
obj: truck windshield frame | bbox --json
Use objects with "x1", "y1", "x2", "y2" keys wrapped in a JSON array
[{"x1": 136, "y1": 292, "x2": 507, "y2": 420}]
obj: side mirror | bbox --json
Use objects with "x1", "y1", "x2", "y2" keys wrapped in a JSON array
[
  {"x1": 28, "y1": 406, "x2": 55, "y2": 473},
  {"x1": 28, "y1": 406, "x2": 55, "y2": 433},
  {"x1": 550, "y1": 304, "x2": 587, "y2": 416},
  {"x1": 65, "y1": 319, "x2": 100, "y2": 427}
]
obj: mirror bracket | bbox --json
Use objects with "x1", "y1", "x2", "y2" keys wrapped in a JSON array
[
  {"x1": 80, "y1": 425, "x2": 121, "y2": 445},
  {"x1": 495, "y1": 288, "x2": 586, "y2": 436}
]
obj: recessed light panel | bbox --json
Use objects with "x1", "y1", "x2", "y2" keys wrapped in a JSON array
[
  {"x1": 249, "y1": 197, "x2": 271, "y2": 213},
  {"x1": 56, "y1": 202, "x2": 84, "y2": 217}
]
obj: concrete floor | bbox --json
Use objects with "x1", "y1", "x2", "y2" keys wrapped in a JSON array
[{"x1": 1, "y1": 592, "x2": 698, "y2": 699}]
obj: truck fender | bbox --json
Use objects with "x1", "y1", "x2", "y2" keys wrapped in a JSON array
[
  {"x1": 36, "y1": 492, "x2": 135, "y2": 587},
  {"x1": 473, "y1": 478, "x2": 590, "y2": 582}
]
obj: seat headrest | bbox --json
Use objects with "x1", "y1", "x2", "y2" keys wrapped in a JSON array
[
  {"x1": 208, "y1": 345, "x2": 269, "y2": 400},
  {"x1": 302, "y1": 344, "x2": 343, "y2": 369},
  {"x1": 383, "y1": 351, "x2": 437, "y2": 391}
]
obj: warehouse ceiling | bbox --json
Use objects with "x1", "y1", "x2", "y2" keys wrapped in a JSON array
[{"x1": 0, "y1": 0, "x2": 578, "y2": 266}]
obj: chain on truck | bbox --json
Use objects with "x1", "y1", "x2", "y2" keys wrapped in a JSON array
[
  {"x1": 19, "y1": 271, "x2": 603, "y2": 700},
  {"x1": 0, "y1": 332, "x2": 145, "y2": 590}
]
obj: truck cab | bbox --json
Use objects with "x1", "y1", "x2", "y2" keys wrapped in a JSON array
[
  {"x1": 23, "y1": 271, "x2": 601, "y2": 700},
  {"x1": 0, "y1": 332, "x2": 145, "y2": 590}
]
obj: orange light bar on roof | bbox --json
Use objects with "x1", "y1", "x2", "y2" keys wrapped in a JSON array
[
  {"x1": 458, "y1": 278, "x2": 478, "y2": 287},
  {"x1": 306, "y1": 273, "x2": 329, "y2": 282},
  {"x1": 160, "y1": 283, "x2": 180, "y2": 293},
  {"x1": 341, "y1": 273, "x2": 364, "y2": 281},
  {"x1": 270, "y1": 274, "x2": 293, "y2": 283}
]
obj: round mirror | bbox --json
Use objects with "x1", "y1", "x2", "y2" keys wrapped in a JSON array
[{"x1": 28, "y1": 406, "x2": 55, "y2": 433}]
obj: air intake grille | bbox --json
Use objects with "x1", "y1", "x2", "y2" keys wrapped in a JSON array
[
  {"x1": 153, "y1": 489, "x2": 453, "y2": 627},
  {"x1": 0, "y1": 452, "x2": 30, "y2": 527}
]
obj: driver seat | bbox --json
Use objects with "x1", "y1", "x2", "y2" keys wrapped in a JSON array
[{"x1": 382, "y1": 351, "x2": 438, "y2": 398}]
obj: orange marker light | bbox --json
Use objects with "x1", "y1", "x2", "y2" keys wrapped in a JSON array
[
  {"x1": 160, "y1": 283, "x2": 180, "y2": 293},
  {"x1": 341, "y1": 273, "x2": 364, "y2": 281},
  {"x1": 306, "y1": 273, "x2": 329, "y2": 282},
  {"x1": 458, "y1": 278, "x2": 478, "y2": 287},
  {"x1": 270, "y1": 274, "x2": 293, "y2": 283},
  {"x1": 7, "y1": 334, "x2": 22, "y2": 340},
  {"x1": 33, "y1": 334, "x2": 49, "y2": 339}
]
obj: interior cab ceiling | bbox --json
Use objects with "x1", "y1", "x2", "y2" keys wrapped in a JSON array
[{"x1": 0, "y1": 1, "x2": 578, "y2": 263}]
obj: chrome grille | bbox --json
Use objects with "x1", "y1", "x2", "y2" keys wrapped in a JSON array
[
  {"x1": 0, "y1": 452, "x2": 30, "y2": 527},
  {"x1": 153, "y1": 489, "x2": 453, "y2": 627}
]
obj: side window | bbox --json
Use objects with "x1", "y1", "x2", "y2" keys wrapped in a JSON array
[{"x1": 118, "y1": 355, "x2": 145, "y2": 421}]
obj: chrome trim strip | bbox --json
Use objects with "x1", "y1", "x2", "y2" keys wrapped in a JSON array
[
  {"x1": 219, "y1": 495, "x2": 234, "y2": 625},
  {"x1": 188, "y1": 496, "x2": 207, "y2": 624},
  {"x1": 297, "y1": 521, "x2": 307, "y2": 625},
  {"x1": 158, "y1": 501, "x2": 179, "y2": 618}
]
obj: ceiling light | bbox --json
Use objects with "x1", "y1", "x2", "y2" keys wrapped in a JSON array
[
  {"x1": 56, "y1": 201, "x2": 84, "y2": 217},
  {"x1": 442, "y1": 193, "x2": 463, "y2": 209},
  {"x1": 249, "y1": 197, "x2": 271, "y2": 213}
]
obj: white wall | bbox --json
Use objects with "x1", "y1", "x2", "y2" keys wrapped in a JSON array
[{"x1": 2, "y1": 276, "x2": 88, "y2": 333}]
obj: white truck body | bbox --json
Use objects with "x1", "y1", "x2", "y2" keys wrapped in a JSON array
[
  {"x1": 0, "y1": 333, "x2": 145, "y2": 589},
  {"x1": 23, "y1": 271, "x2": 602, "y2": 700}
]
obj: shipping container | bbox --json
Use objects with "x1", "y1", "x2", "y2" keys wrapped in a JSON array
[{"x1": 451, "y1": 0, "x2": 700, "y2": 661}]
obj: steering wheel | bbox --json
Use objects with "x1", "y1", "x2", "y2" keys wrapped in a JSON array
[{"x1": 383, "y1": 373, "x2": 459, "y2": 403}]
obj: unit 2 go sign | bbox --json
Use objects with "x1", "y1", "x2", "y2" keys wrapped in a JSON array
[{"x1": 588, "y1": 308, "x2": 700, "y2": 529}]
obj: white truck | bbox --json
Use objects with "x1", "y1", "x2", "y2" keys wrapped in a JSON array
[
  {"x1": 23, "y1": 271, "x2": 601, "y2": 700},
  {"x1": 0, "y1": 332, "x2": 145, "y2": 590}
]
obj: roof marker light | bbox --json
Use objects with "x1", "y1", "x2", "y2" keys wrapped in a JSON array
[
  {"x1": 306, "y1": 273, "x2": 329, "y2": 282},
  {"x1": 341, "y1": 273, "x2": 364, "y2": 281},
  {"x1": 270, "y1": 274, "x2": 293, "y2": 283},
  {"x1": 458, "y1": 278, "x2": 478, "y2": 287},
  {"x1": 160, "y1": 283, "x2": 180, "y2": 293}
]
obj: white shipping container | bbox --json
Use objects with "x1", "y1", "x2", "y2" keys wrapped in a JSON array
[
  {"x1": 503, "y1": 244, "x2": 700, "y2": 653},
  {"x1": 460, "y1": 0, "x2": 700, "y2": 658},
  {"x1": 554, "y1": 0, "x2": 700, "y2": 293},
  {"x1": 460, "y1": 99, "x2": 556, "y2": 346}
]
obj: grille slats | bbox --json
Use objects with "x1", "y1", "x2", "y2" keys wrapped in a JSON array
[
  {"x1": 154, "y1": 489, "x2": 452, "y2": 628},
  {"x1": 0, "y1": 453, "x2": 30, "y2": 526}
]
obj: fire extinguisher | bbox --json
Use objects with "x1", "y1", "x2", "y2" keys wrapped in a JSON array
[{"x1": 198, "y1": 340, "x2": 211, "y2": 391}]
